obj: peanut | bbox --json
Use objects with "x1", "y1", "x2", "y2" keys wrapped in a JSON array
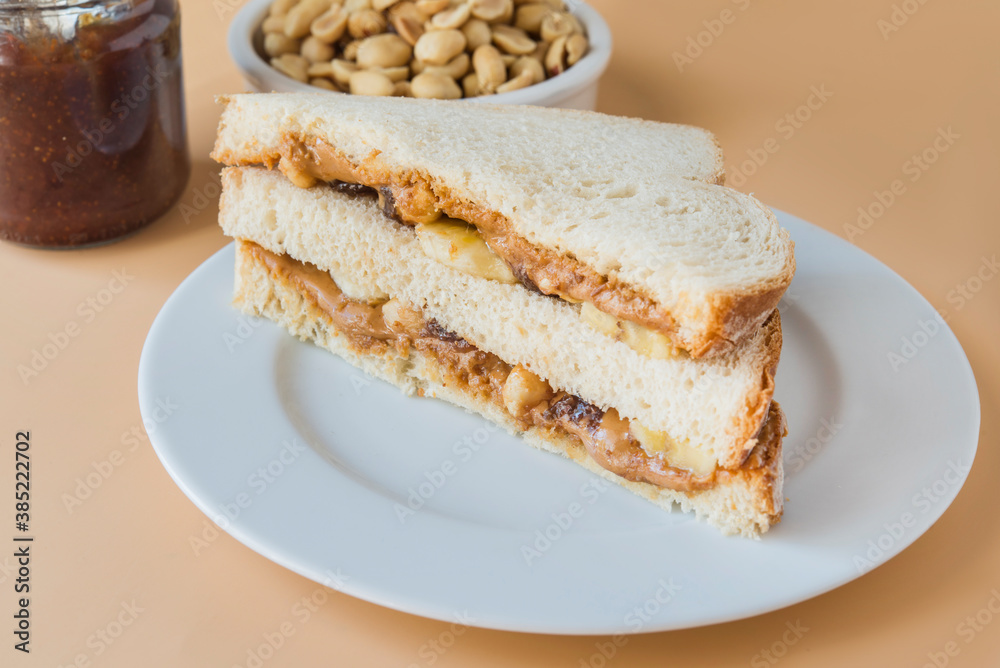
[
  {"x1": 472, "y1": 43, "x2": 506, "y2": 93},
  {"x1": 421, "y1": 52, "x2": 470, "y2": 79},
  {"x1": 539, "y1": 10, "x2": 572, "y2": 41},
  {"x1": 430, "y1": 3, "x2": 471, "y2": 30},
  {"x1": 261, "y1": 15, "x2": 286, "y2": 33},
  {"x1": 301, "y1": 35, "x2": 335, "y2": 62},
  {"x1": 307, "y1": 61, "x2": 335, "y2": 77},
  {"x1": 462, "y1": 72, "x2": 481, "y2": 96},
  {"x1": 271, "y1": 53, "x2": 310, "y2": 81},
  {"x1": 372, "y1": 65, "x2": 411, "y2": 82},
  {"x1": 381, "y1": 299, "x2": 425, "y2": 334},
  {"x1": 330, "y1": 58, "x2": 359, "y2": 86},
  {"x1": 470, "y1": 0, "x2": 512, "y2": 23},
  {"x1": 544, "y1": 34, "x2": 566, "y2": 75},
  {"x1": 356, "y1": 33, "x2": 412, "y2": 68},
  {"x1": 389, "y1": 1, "x2": 427, "y2": 23},
  {"x1": 348, "y1": 8, "x2": 388, "y2": 38},
  {"x1": 414, "y1": 29, "x2": 467, "y2": 65},
  {"x1": 461, "y1": 18, "x2": 492, "y2": 50},
  {"x1": 509, "y1": 55, "x2": 543, "y2": 83},
  {"x1": 502, "y1": 365, "x2": 553, "y2": 417},
  {"x1": 269, "y1": 0, "x2": 299, "y2": 17},
  {"x1": 310, "y1": 77, "x2": 340, "y2": 90},
  {"x1": 491, "y1": 24, "x2": 534, "y2": 54},
  {"x1": 342, "y1": 39, "x2": 361, "y2": 59},
  {"x1": 415, "y1": 0, "x2": 449, "y2": 14},
  {"x1": 264, "y1": 32, "x2": 301, "y2": 57},
  {"x1": 349, "y1": 69, "x2": 396, "y2": 95},
  {"x1": 496, "y1": 69, "x2": 533, "y2": 93},
  {"x1": 284, "y1": 0, "x2": 330, "y2": 38},
  {"x1": 565, "y1": 33, "x2": 587, "y2": 66},
  {"x1": 513, "y1": 3, "x2": 548, "y2": 33},
  {"x1": 311, "y1": 6, "x2": 348, "y2": 42},
  {"x1": 373, "y1": 0, "x2": 400, "y2": 9},
  {"x1": 392, "y1": 14, "x2": 424, "y2": 45},
  {"x1": 411, "y1": 71, "x2": 463, "y2": 99},
  {"x1": 393, "y1": 182, "x2": 441, "y2": 222}
]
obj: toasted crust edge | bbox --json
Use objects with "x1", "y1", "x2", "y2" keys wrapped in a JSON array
[{"x1": 721, "y1": 308, "x2": 782, "y2": 469}]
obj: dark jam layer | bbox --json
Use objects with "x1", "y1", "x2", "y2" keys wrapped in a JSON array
[{"x1": 0, "y1": 0, "x2": 189, "y2": 248}]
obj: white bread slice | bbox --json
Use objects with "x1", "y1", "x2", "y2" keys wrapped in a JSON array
[
  {"x1": 233, "y1": 238, "x2": 785, "y2": 537},
  {"x1": 219, "y1": 167, "x2": 781, "y2": 470},
  {"x1": 212, "y1": 93, "x2": 794, "y2": 358}
]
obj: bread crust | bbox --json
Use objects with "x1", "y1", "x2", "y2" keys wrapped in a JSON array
[{"x1": 233, "y1": 239, "x2": 784, "y2": 537}]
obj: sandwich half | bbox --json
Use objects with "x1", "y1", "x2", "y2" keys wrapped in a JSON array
[
  {"x1": 213, "y1": 93, "x2": 795, "y2": 359},
  {"x1": 218, "y1": 165, "x2": 787, "y2": 537}
]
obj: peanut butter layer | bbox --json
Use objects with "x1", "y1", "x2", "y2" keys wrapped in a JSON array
[
  {"x1": 270, "y1": 136, "x2": 751, "y2": 358},
  {"x1": 248, "y1": 241, "x2": 394, "y2": 349},
  {"x1": 244, "y1": 241, "x2": 736, "y2": 492}
]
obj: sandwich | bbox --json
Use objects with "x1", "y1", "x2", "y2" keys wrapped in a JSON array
[{"x1": 212, "y1": 93, "x2": 795, "y2": 537}]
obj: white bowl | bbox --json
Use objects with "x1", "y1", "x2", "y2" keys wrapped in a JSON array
[{"x1": 228, "y1": 0, "x2": 612, "y2": 110}]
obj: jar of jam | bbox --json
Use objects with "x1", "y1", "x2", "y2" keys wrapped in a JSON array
[{"x1": 0, "y1": 0, "x2": 189, "y2": 248}]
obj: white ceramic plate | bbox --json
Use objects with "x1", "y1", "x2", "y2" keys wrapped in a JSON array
[{"x1": 140, "y1": 210, "x2": 979, "y2": 635}]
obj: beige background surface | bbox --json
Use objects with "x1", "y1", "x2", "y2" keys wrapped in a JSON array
[{"x1": 1, "y1": 0, "x2": 997, "y2": 665}]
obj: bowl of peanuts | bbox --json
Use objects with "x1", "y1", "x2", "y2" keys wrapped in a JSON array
[{"x1": 229, "y1": 0, "x2": 611, "y2": 110}]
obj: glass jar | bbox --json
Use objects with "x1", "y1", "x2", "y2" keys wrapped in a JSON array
[{"x1": 0, "y1": 0, "x2": 189, "y2": 248}]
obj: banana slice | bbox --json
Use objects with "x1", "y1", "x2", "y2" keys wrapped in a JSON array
[
  {"x1": 630, "y1": 421, "x2": 716, "y2": 476},
  {"x1": 580, "y1": 300, "x2": 619, "y2": 335},
  {"x1": 580, "y1": 302, "x2": 678, "y2": 359},
  {"x1": 416, "y1": 219, "x2": 517, "y2": 284}
]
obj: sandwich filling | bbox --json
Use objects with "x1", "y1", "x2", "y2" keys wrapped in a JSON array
[
  {"x1": 242, "y1": 240, "x2": 779, "y2": 493},
  {"x1": 267, "y1": 136, "x2": 753, "y2": 359}
]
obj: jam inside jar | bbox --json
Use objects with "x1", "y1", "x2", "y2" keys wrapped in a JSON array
[{"x1": 0, "y1": 0, "x2": 189, "y2": 248}]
